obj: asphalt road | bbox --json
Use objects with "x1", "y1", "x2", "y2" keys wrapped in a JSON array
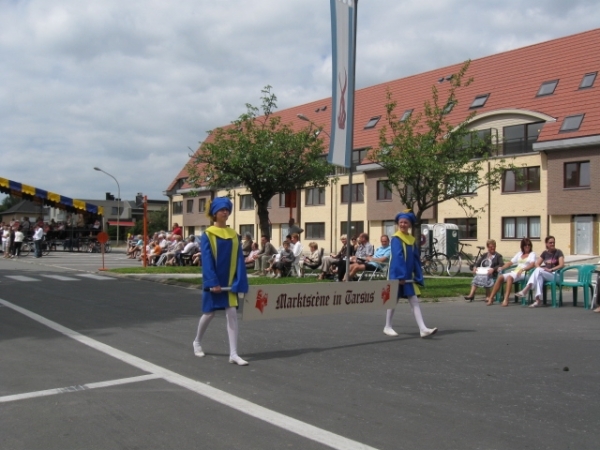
[{"x1": 1, "y1": 253, "x2": 599, "y2": 450}]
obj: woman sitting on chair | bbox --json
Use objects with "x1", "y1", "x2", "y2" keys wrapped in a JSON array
[
  {"x1": 464, "y1": 239, "x2": 504, "y2": 302},
  {"x1": 515, "y1": 236, "x2": 565, "y2": 308},
  {"x1": 486, "y1": 238, "x2": 536, "y2": 307},
  {"x1": 303, "y1": 242, "x2": 321, "y2": 271},
  {"x1": 270, "y1": 240, "x2": 294, "y2": 278}
]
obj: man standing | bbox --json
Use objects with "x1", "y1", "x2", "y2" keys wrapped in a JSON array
[
  {"x1": 287, "y1": 218, "x2": 303, "y2": 236},
  {"x1": 255, "y1": 235, "x2": 277, "y2": 275},
  {"x1": 290, "y1": 233, "x2": 304, "y2": 277},
  {"x1": 347, "y1": 235, "x2": 391, "y2": 280},
  {"x1": 33, "y1": 223, "x2": 44, "y2": 258}
]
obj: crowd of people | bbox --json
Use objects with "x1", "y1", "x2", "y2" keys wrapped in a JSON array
[{"x1": 126, "y1": 223, "x2": 201, "y2": 266}]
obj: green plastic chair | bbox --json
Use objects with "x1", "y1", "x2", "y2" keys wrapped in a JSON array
[
  {"x1": 494, "y1": 265, "x2": 529, "y2": 304},
  {"x1": 558, "y1": 265, "x2": 596, "y2": 309},
  {"x1": 523, "y1": 268, "x2": 563, "y2": 308}
]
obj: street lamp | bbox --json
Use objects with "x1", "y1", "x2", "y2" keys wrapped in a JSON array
[
  {"x1": 296, "y1": 114, "x2": 331, "y2": 139},
  {"x1": 94, "y1": 167, "x2": 120, "y2": 248}
]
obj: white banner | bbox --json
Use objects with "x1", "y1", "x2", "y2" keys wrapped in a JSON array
[
  {"x1": 329, "y1": 0, "x2": 357, "y2": 169},
  {"x1": 242, "y1": 280, "x2": 398, "y2": 321}
]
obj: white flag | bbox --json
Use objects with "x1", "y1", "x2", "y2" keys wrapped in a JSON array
[{"x1": 329, "y1": 0, "x2": 357, "y2": 169}]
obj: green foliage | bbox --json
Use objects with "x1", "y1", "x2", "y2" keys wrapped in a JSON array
[
  {"x1": 187, "y1": 86, "x2": 335, "y2": 238},
  {"x1": 370, "y1": 61, "x2": 513, "y2": 227},
  {"x1": 129, "y1": 207, "x2": 169, "y2": 236},
  {"x1": 0, "y1": 195, "x2": 21, "y2": 213}
]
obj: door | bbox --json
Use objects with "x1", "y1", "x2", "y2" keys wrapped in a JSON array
[{"x1": 574, "y1": 216, "x2": 593, "y2": 255}]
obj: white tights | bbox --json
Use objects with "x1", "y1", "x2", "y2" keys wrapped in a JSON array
[
  {"x1": 194, "y1": 307, "x2": 240, "y2": 358},
  {"x1": 386, "y1": 296, "x2": 428, "y2": 332}
]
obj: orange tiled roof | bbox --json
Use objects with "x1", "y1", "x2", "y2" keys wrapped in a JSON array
[{"x1": 167, "y1": 28, "x2": 600, "y2": 192}]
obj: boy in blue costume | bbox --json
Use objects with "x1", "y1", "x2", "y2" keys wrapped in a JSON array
[
  {"x1": 193, "y1": 197, "x2": 250, "y2": 365},
  {"x1": 384, "y1": 211, "x2": 438, "y2": 339}
]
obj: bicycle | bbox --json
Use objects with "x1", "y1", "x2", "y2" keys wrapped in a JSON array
[
  {"x1": 420, "y1": 238, "x2": 449, "y2": 276},
  {"x1": 20, "y1": 238, "x2": 50, "y2": 257},
  {"x1": 447, "y1": 241, "x2": 485, "y2": 277}
]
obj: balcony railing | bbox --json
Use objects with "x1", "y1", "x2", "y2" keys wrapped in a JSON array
[{"x1": 503, "y1": 137, "x2": 537, "y2": 155}]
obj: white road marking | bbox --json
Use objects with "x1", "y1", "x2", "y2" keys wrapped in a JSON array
[
  {"x1": 0, "y1": 298, "x2": 378, "y2": 450},
  {"x1": 40, "y1": 274, "x2": 80, "y2": 281},
  {"x1": 0, "y1": 374, "x2": 160, "y2": 403},
  {"x1": 5, "y1": 275, "x2": 40, "y2": 282},
  {"x1": 76, "y1": 274, "x2": 115, "y2": 280}
]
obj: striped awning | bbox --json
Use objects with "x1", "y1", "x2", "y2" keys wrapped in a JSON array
[{"x1": 0, "y1": 177, "x2": 103, "y2": 216}]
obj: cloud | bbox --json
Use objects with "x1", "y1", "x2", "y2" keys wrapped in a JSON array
[{"x1": 1, "y1": 0, "x2": 598, "y2": 202}]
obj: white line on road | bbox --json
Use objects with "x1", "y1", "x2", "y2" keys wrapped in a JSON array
[
  {"x1": 40, "y1": 274, "x2": 80, "y2": 281},
  {"x1": 5, "y1": 275, "x2": 40, "y2": 282},
  {"x1": 0, "y1": 374, "x2": 161, "y2": 403},
  {"x1": 76, "y1": 274, "x2": 115, "y2": 280},
  {"x1": 0, "y1": 298, "x2": 379, "y2": 450}
]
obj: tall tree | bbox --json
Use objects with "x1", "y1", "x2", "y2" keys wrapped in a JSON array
[
  {"x1": 0, "y1": 195, "x2": 21, "y2": 213},
  {"x1": 187, "y1": 86, "x2": 334, "y2": 238},
  {"x1": 370, "y1": 61, "x2": 513, "y2": 229}
]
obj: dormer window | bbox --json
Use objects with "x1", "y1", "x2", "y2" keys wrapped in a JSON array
[
  {"x1": 579, "y1": 72, "x2": 597, "y2": 89},
  {"x1": 537, "y1": 80, "x2": 558, "y2": 97},
  {"x1": 400, "y1": 109, "x2": 413, "y2": 122},
  {"x1": 443, "y1": 101, "x2": 456, "y2": 115},
  {"x1": 560, "y1": 114, "x2": 584, "y2": 132},
  {"x1": 364, "y1": 116, "x2": 381, "y2": 129},
  {"x1": 470, "y1": 94, "x2": 489, "y2": 109}
]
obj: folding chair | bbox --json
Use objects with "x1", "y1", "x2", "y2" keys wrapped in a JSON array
[
  {"x1": 558, "y1": 265, "x2": 596, "y2": 309},
  {"x1": 357, "y1": 262, "x2": 389, "y2": 281}
]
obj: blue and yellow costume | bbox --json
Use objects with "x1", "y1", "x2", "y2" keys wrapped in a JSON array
[
  {"x1": 200, "y1": 200, "x2": 249, "y2": 313},
  {"x1": 389, "y1": 229, "x2": 424, "y2": 298}
]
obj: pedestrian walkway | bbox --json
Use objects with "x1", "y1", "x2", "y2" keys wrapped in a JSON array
[{"x1": 1, "y1": 273, "x2": 115, "y2": 283}]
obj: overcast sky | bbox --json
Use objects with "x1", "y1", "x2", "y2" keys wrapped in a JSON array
[{"x1": 1, "y1": 0, "x2": 598, "y2": 203}]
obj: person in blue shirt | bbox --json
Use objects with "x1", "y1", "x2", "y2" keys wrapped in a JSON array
[
  {"x1": 384, "y1": 211, "x2": 438, "y2": 339},
  {"x1": 346, "y1": 235, "x2": 391, "y2": 280},
  {"x1": 192, "y1": 197, "x2": 250, "y2": 366}
]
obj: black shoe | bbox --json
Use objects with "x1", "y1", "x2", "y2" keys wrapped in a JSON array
[{"x1": 464, "y1": 296, "x2": 474, "y2": 302}]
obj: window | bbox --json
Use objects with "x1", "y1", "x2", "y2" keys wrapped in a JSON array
[
  {"x1": 503, "y1": 122, "x2": 544, "y2": 155},
  {"x1": 445, "y1": 218, "x2": 477, "y2": 239},
  {"x1": 443, "y1": 100, "x2": 456, "y2": 114},
  {"x1": 186, "y1": 199, "x2": 194, "y2": 213},
  {"x1": 470, "y1": 94, "x2": 489, "y2": 109},
  {"x1": 340, "y1": 221, "x2": 364, "y2": 238},
  {"x1": 172, "y1": 202, "x2": 183, "y2": 214},
  {"x1": 560, "y1": 114, "x2": 584, "y2": 132},
  {"x1": 502, "y1": 217, "x2": 541, "y2": 239},
  {"x1": 364, "y1": 116, "x2": 381, "y2": 129},
  {"x1": 239, "y1": 224, "x2": 254, "y2": 239},
  {"x1": 537, "y1": 80, "x2": 558, "y2": 96},
  {"x1": 383, "y1": 220, "x2": 396, "y2": 238},
  {"x1": 240, "y1": 195, "x2": 254, "y2": 210},
  {"x1": 446, "y1": 173, "x2": 478, "y2": 196},
  {"x1": 199, "y1": 198, "x2": 206, "y2": 213},
  {"x1": 579, "y1": 72, "x2": 597, "y2": 89},
  {"x1": 564, "y1": 161, "x2": 590, "y2": 188},
  {"x1": 186, "y1": 226, "x2": 195, "y2": 237},
  {"x1": 306, "y1": 222, "x2": 325, "y2": 240},
  {"x1": 111, "y1": 206, "x2": 124, "y2": 216},
  {"x1": 341, "y1": 183, "x2": 364, "y2": 203},
  {"x1": 502, "y1": 167, "x2": 540, "y2": 192},
  {"x1": 462, "y1": 128, "x2": 493, "y2": 157},
  {"x1": 352, "y1": 148, "x2": 369, "y2": 166},
  {"x1": 376, "y1": 180, "x2": 392, "y2": 200},
  {"x1": 305, "y1": 187, "x2": 325, "y2": 206},
  {"x1": 400, "y1": 109, "x2": 413, "y2": 122}
]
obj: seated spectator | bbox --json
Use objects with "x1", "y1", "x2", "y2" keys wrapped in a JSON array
[
  {"x1": 245, "y1": 242, "x2": 260, "y2": 269},
  {"x1": 290, "y1": 233, "x2": 303, "y2": 278},
  {"x1": 346, "y1": 235, "x2": 391, "y2": 281},
  {"x1": 165, "y1": 235, "x2": 185, "y2": 266},
  {"x1": 255, "y1": 235, "x2": 278, "y2": 275},
  {"x1": 270, "y1": 240, "x2": 295, "y2": 278},
  {"x1": 338, "y1": 233, "x2": 374, "y2": 282},
  {"x1": 302, "y1": 242, "x2": 322, "y2": 271},
  {"x1": 242, "y1": 233, "x2": 253, "y2": 258},
  {"x1": 177, "y1": 235, "x2": 198, "y2": 265},
  {"x1": 318, "y1": 235, "x2": 354, "y2": 280},
  {"x1": 148, "y1": 240, "x2": 163, "y2": 266},
  {"x1": 486, "y1": 238, "x2": 536, "y2": 306},
  {"x1": 464, "y1": 240, "x2": 504, "y2": 301}
]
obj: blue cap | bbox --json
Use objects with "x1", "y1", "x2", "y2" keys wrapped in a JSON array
[
  {"x1": 209, "y1": 197, "x2": 233, "y2": 216},
  {"x1": 395, "y1": 210, "x2": 416, "y2": 225}
]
